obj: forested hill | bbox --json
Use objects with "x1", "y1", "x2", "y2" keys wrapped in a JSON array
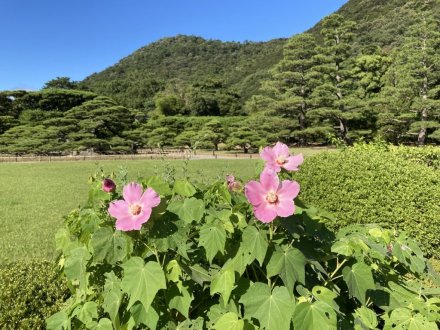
[
  {"x1": 332, "y1": 0, "x2": 440, "y2": 47},
  {"x1": 81, "y1": 36, "x2": 286, "y2": 112}
]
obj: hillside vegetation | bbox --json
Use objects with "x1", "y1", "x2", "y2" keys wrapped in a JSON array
[{"x1": 82, "y1": 36, "x2": 286, "y2": 113}]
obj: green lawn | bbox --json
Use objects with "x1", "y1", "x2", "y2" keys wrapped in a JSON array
[{"x1": 0, "y1": 159, "x2": 260, "y2": 263}]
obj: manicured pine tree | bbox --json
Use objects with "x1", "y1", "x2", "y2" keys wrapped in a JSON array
[
  {"x1": 262, "y1": 34, "x2": 318, "y2": 145},
  {"x1": 198, "y1": 119, "x2": 226, "y2": 151},
  {"x1": 350, "y1": 48, "x2": 392, "y2": 139},
  {"x1": 308, "y1": 14, "x2": 359, "y2": 144},
  {"x1": 400, "y1": 0, "x2": 440, "y2": 145},
  {"x1": 377, "y1": 0, "x2": 440, "y2": 145}
]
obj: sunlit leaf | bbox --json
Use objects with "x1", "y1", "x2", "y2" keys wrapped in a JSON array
[
  {"x1": 211, "y1": 269, "x2": 235, "y2": 305},
  {"x1": 266, "y1": 247, "x2": 306, "y2": 293},
  {"x1": 214, "y1": 312, "x2": 244, "y2": 330},
  {"x1": 173, "y1": 180, "x2": 197, "y2": 197},
  {"x1": 342, "y1": 262, "x2": 375, "y2": 305},
  {"x1": 121, "y1": 257, "x2": 166, "y2": 311},
  {"x1": 199, "y1": 221, "x2": 226, "y2": 263},
  {"x1": 91, "y1": 227, "x2": 129, "y2": 264},
  {"x1": 240, "y1": 283, "x2": 294, "y2": 330},
  {"x1": 241, "y1": 226, "x2": 268, "y2": 266},
  {"x1": 293, "y1": 301, "x2": 337, "y2": 330}
]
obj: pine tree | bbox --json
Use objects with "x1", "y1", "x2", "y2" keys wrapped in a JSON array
[
  {"x1": 308, "y1": 14, "x2": 359, "y2": 144},
  {"x1": 262, "y1": 34, "x2": 318, "y2": 145},
  {"x1": 378, "y1": 0, "x2": 440, "y2": 144}
]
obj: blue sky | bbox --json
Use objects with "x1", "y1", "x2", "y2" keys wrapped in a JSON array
[{"x1": 0, "y1": 0, "x2": 347, "y2": 91}]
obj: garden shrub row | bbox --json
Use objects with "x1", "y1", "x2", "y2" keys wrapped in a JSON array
[
  {"x1": 0, "y1": 261, "x2": 70, "y2": 329},
  {"x1": 295, "y1": 145, "x2": 440, "y2": 257}
]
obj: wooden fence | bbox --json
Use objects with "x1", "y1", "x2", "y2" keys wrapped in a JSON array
[{"x1": 0, "y1": 150, "x2": 257, "y2": 163}]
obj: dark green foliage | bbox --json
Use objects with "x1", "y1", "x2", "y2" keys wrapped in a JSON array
[
  {"x1": 82, "y1": 35, "x2": 285, "y2": 113},
  {"x1": 0, "y1": 91, "x2": 135, "y2": 154},
  {"x1": 0, "y1": 261, "x2": 70, "y2": 329},
  {"x1": 295, "y1": 145, "x2": 440, "y2": 257},
  {"x1": 375, "y1": 1, "x2": 440, "y2": 145},
  {"x1": 43, "y1": 77, "x2": 79, "y2": 90}
]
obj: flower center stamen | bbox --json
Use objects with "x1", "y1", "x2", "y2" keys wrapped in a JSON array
[
  {"x1": 130, "y1": 204, "x2": 142, "y2": 216},
  {"x1": 276, "y1": 156, "x2": 287, "y2": 165},
  {"x1": 266, "y1": 191, "x2": 278, "y2": 203}
]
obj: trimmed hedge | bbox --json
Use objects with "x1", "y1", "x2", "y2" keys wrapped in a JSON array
[
  {"x1": 0, "y1": 261, "x2": 70, "y2": 329},
  {"x1": 295, "y1": 146, "x2": 440, "y2": 257}
]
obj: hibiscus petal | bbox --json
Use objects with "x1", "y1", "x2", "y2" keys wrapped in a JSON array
[
  {"x1": 273, "y1": 142, "x2": 290, "y2": 158},
  {"x1": 123, "y1": 183, "x2": 143, "y2": 204},
  {"x1": 260, "y1": 146, "x2": 275, "y2": 162},
  {"x1": 283, "y1": 154, "x2": 304, "y2": 171},
  {"x1": 140, "y1": 188, "x2": 161, "y2": 208},
  {"x1": 277, "y1": 180, "x2": 300, "y2": 201},
  {"x1": 115, "y1": 215, "x2": 137, "y2": 231},
  {"x1": 260, "y1": 168, "x2": 279, "y2": 192},
  {"x1": 254, "y1": 203, "x2": 277, "y2": 223},
  {"x1": 132, "y1": 208, "x2": 152, "y2": 229},
  {"x1": 108, "y1": 200, "x2": 129, "y2": 219},
  {"x1": 264, "y1": 163, "x2": 281, "y2": 173},
  {"x1": 275, "y1": 200, "x2": 295, "y2": 218},
  {"x1": 245, "y1": 181, "x2": 264, "y2": 205}
]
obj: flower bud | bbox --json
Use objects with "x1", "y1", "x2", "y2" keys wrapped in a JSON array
[{"x1": 102, "y1": 178, "x2": 116, "y2": 192}]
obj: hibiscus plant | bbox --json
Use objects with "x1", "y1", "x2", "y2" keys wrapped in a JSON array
[{"x1": 48, "y1": 142, "x2": 440, "y2": 329}]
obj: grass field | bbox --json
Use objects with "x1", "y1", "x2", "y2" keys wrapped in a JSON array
[{"x1": 0, "y1": 158, "x2": 263, "y2": 263}]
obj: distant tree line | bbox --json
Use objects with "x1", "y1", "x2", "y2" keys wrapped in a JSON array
[{"x1": 0, "y1": 90, "x2": 297, "y2": 155}]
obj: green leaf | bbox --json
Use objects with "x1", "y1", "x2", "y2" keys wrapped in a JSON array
[
  {"x1": 214, "y1": 312, "x2": 244, "y2": 330},
  {"x1": 342, "y1": 262, "x2": 375, "y2": 305},
  {"x1": 312, "y1": 286, "x2": 339, "y2": 312},
  {"x1": 241, "y1": 226, "x2": 268, "y2": 266},
  {"x1": 166, "y1": 259, "x2": 182, "y2": 283},
  {"x1": 103, "y1": 290, "x2": 121, "y2": 326},
  {"x1": 199, "y1": 221, "x2": 226, "y2": 263},
  {"x1": 175, "y1": 317, "x2": 204, "y2": 329},
  {"x1": 211, "y1": 269, "x2": 235, "y2": 305},
  {"x1": 266, "y1": 248, "x2": 306, "y2": 293},
  {"x1": 167, "y1": 283, "x2": 193, "y2": 318},
  {"x1": 91, "y1": 227, "x2": 129, "y2": 264},
  {"x1": 46, "y1": 311, "x2": 70, "y2": 330},
  {"x1": 173, "y1": 180, "x2": 196, "y2": 197},
  {"x1": 384, "y1": 307, "x2": 438, "y2": 330},
  {"x1": 331, "y1": 240, "x2": 354, "y2": 256},
  {"x1": 55, "y1": 228, "x2": 77, "y2": 253},
  {"x1": 143, "y1": 176, "x2": 172, "y2": 196},
  {"x1": 240, "y1": 283, "x2": 294, "y2": 330},
  {"x1": 129, "y1": 302, "x2": 159, "y2": 329},
  {"x1": 64, "y1": 246, "x2": 91, "y2": 291},
  {"x1": 103, "y1": 273, "x2": 122, "y2": 326},
  {"x1": 167, "y1": 197, "x2": 205, "y2": 223},
  {"x1": 354, "y1": 306, "x2": 378, "y2": 329},
  {"x1": 77, "y1": 302, "x2": 98, "y2": 328},
  {"x1": 293, "y1": 301, "x2": 337, "y2": 330},
  {"x1": 180, "y1": 262, "x2": 211, "y2": 285},
  {"x1": 121, "y1": 257, "x2": 166, "y2": 311},
  {"x1": 91, "y1": 318, "x2": 113, "y2": 330}
]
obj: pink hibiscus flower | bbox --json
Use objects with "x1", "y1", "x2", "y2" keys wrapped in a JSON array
[
  {"x1": 245, "y1": 169, "x2": 300, "y2": 223},
  {"x1": 108, "y1": 182, "x2": 160, "y2": 231},
  {"x1": 260, "y1": 142, "x2": 304, "y2": 172}
]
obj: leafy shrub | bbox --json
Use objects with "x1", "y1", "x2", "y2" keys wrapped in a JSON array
[
  {"x1": 0, "y1": 261, "x2": 70, "y2": 329},
  {"x1": 391, "y1": 145, "x2": 440, "y2": 169},
  {"x1": 48, "y1": 145, "x2": 440, "y2": 329},
  {"x1": 295, "y1": 146, "x2": 440, "y2": 257}
]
